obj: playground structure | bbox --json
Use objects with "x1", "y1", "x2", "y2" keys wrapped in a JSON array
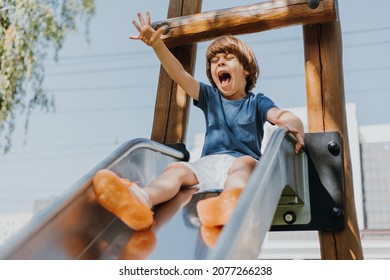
[
  {"x1": 150, "y1": 0, "x2": 362, "y2": 259},
  {"x1": 0, "y1": 0, "x2": 363, "y2": 259}
]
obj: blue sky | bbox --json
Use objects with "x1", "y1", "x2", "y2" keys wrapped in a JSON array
[{"x1": 1, "y1": 0, "x2": 389, "y2": 212}]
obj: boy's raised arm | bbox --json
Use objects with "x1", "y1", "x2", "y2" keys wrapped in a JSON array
[{"x1": 130, "y1": 11, "x2": 200, "y2": 101}]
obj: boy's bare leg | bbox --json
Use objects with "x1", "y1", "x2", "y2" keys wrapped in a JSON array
[
  {"x1": 224, "y1": 155, "x2": 257, "y2": 190},
  {"x1": 93, "y1": 163, "x2": 198, "y2": 231},
  {"x1": 153, "y1": 187, "x2": 198, "y2": 232},
  {"x1": 197, "y1": 156, "x2": 257, "y2": 226},
  {"x1": 144, "y1": 162, "x2": 199, "y2": 206}
]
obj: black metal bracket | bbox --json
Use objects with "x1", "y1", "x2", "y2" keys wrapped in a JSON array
[
  {"x1": 271, "y1": 131, "x2": 346, "y2": 231},
  {"x1": 165, "y1": 142, "x2": 191, "y2": 162}
]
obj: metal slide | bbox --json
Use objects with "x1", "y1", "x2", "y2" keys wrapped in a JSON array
[
  {"x1": 210, "y1": 128, "x2": 308, "y2": 259},
  {"x1": 0, "y1": 128, "x2": 307, "y2": 260}
]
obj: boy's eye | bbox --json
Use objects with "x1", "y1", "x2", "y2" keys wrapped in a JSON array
[{"x1": 226, "y1": 54, "x2": 235, "y2": 60}]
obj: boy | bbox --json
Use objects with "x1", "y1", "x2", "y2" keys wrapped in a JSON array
[{"x1": 93, "y1": 11, "x2": 305, "y2": 231}]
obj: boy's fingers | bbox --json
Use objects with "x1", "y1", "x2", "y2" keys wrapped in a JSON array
[
  {"x1": 156, "y1": 26, "x2": 166, "y2": 36},
  {"x1": 146, "y1": 11, "x2": 151, "y2": 25},
  {"x1": 285, "y1": 126, "x2": 305, "y2": 147},
  {"x1": 294, "y1": 135, "x2": 305, "y2": 153},
  {"x1": 138, "y1": 12, "x2": 146, "y2": 26},
  {"x1": 129, "y1": 35, "x2": 140, "y2": 40},
  {"x1": 132, "y1": 20, "x2": 141, "y2": 31},
  {"x1": 295, "y1": 143, "x2": 302, "y2": 154},
  {"x1": 285, "y1": 127, "x2": 304, "y2": 153}
]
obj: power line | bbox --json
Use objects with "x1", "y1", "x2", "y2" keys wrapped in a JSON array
[
  {"x1": 1, "y1": 128, "x2": 152, "y2": 156},
  {"x1": 345, "y1": 40, "x2": 390, "y2": 49},
  {"x1": 43, "y1": 40, "x2": 390, "y2": 77},
  {"x1": 0, "y1": 130, "x2": 153, "y2": 162},
  {"x1": 33, "y1": 105, "x2": 153, "y2": 115},
  {"x1": 268, "y1": 87, "x2": 390, "y2": 99},
  {"x1": 347, "y1": 88, "x2": 390, "y2": 95},
  {"x1": 343, "y1": 26, "x2": 390, "y2": 35},
  {"x1": 46, "y1": 84, "x2": 157, "y2": 93},
  {"x1": 45, "y1": 26, "x2": 390, "y2": 63},
  {"x1": 0, "y1": 148, "x2": 123, "y2": 164},
  {"x1": 47, "y1": 63, "x2": 159, "y2": 76},
  {"x1": 346, "y1": 65, "x2": 390, "y2": 74},
  {"x1": 247, "y1": 64, "x2": 390, "y2": 81},
  {"x1": 45, "y1": 38, "x2": 389, "y2": 71},
  {"x1": 45, "y1": 54, "x2": 153, "y2": 68},
  {"x1": 44, "y1": 54, "x2": 390, "y2": 78},
  {"x1": 54, "y1": 49, "x2": 152, "y2": 61},
  {"x1": 0, "y1": 140, "x2": 125, "y2": 159},
  {"x1": 42, "y1": 61, "x2": 390, "y2": 93}
]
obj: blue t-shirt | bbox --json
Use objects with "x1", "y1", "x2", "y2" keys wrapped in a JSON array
[{"x1": 194, "y1": 82, "x2": 277, "y2": 160}]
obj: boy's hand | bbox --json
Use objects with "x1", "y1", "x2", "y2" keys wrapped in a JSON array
[
  {"x1": 130, "y1": 11, "x2": 165, "y2": 48},
  {"x1": 283, "y1": 123, "x2": 305, "y2": 154},
  {"x1": 267, "y1": 108, "x2": 305, "y2": 154},
  {"x1": 272, "y1": 119, "x2": 304, "y2": 153}
]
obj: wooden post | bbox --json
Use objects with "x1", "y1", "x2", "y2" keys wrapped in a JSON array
[
  {"x1": 151, "y1": 0, "x2": 202, "y2": 145},
  {"x1": 303, "y1": 12, "x2": 364, "y2": 258}
]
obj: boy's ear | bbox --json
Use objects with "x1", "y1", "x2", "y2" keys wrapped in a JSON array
[{"x1": 244, "y1": 70, "x2": 250, "y2": 76}]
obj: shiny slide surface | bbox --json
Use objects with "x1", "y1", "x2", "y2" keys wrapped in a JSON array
[
  {"x1": 0, "y1": 128, "x2": 304, "y2": 259},
  {"x1": 0, "y1": 139, "x2": 215, "y2": 259}
]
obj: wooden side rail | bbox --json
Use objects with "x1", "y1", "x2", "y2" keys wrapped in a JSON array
[{"x1": 154, "y1": 0, "x2": 337, "y2": 48}]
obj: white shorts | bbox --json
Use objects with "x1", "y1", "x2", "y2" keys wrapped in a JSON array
[{"x1": 179, "y1": 154, "x2": 237, "y2": 191}]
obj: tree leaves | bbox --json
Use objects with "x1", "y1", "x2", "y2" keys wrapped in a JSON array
[{"x1": 0, "y1": 0, "x2": 95, "y2": 152}]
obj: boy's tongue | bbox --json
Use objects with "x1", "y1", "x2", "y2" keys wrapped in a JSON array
[{"x1": 220, "y1": 73, "x2": 231, "y2": 85}]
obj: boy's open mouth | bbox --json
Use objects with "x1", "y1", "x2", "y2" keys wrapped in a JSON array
[{"x1": 218, "y1": 71, "x2": 231, "y2": 85}]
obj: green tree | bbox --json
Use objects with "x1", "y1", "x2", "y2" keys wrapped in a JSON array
[{"x1": 0, "y1": 0, "x2": 95, "y2": 152}]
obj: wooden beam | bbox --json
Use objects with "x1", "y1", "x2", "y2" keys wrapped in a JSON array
[
  {"x1": 151, "y1": 0, "x2": 202, "y2": 144},
  {"x1": 303, "y1": 17, "x2": 364, "y2": 259},
  {"x1": 154, "y1": 0, "x2": 337, "y2": 48}
]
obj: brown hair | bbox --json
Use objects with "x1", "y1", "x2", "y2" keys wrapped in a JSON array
[{"x1": 206, "y1": 35, "x2": 259, "y2": 92}]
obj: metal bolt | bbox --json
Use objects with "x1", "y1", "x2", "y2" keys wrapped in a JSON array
[
  {"x1": 330, "y1": 207, "x2": 342, "y2": 218},
  {"x1": 308, "y1": 0, "x2": 320, "y2": 9},
  {"x1": 328, "y1": 141, "x2": 341, "y2": 156},
  {"x1": 283, "y1": 211, "x2": 297, "y2": 224}
]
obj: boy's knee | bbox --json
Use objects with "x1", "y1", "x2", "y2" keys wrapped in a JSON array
[
  {"x1": 225, "y1": 156, "x2": 257, "y2": 189},
  {"x1": 165, "y1": 162, "x2": 184, "y2": 171},
  {"x1": 164, "y1": 162, "x2": 198, "y2": 186},
  {"x1": 231, "y1": 155, "x2": 257, "y2": 172},
  {"x1": 165, "y1": 162, "x2": 192, "y2": 177}
]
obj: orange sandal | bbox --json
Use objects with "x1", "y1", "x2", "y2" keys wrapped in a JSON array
[
  {"x1": 92, "y1": 169, "x2": 154, "y2": 230},
  {"x1": 196, "y1": 188, "x2": 242, "y2": 227},
  {"x1": 120, "y1": 229, "x2": 156, "y2": 260},
  {"x1": 200, "y1": 225, "x2": 223, "y2": 248}
]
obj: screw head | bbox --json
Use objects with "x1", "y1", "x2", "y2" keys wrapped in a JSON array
[
  {"x1": 283, "y1": 211, "x2": 297, "y2": 224},
  {"x1": 308, "y1": 0, "x2": 320, "y2": 9},
  {"x1": 330, "y1": 207, "x2": 342, "y2": 218},
  {"x1": 328, "y1": 141, "x2": 341, "y2": 156}
]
